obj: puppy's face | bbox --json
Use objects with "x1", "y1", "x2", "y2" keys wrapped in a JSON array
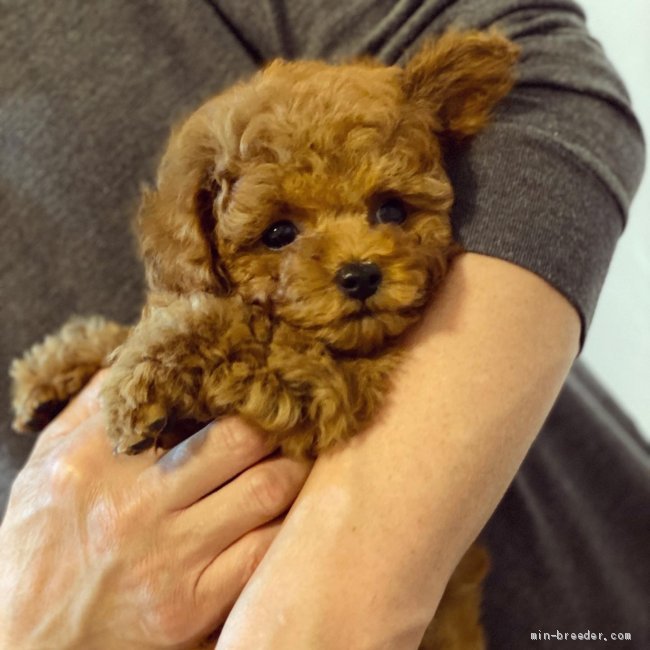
[{"x1": 138, "y1": 31, "x2": 518, "y2": 354}]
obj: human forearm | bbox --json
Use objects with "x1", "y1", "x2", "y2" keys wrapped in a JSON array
[{"x1": 217, "y1": 252, "x2": 580, "y2": 649}]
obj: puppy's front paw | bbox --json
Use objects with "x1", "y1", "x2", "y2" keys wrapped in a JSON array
[
  {"x1": 11, "y1": 361, "x2": 98, "y2": 433},
  {"x1": 101, "y1": 362, "x2": 171, "y2": 454},
  {"x1": 10, "y1": 316, "x2": 130, "y2": 434},
  {"x1": 12, "y1": 384, "x2": 69, "y2": 434}
]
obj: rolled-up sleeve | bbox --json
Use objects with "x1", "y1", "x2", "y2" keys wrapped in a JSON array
[{"x1": 432, "y1": 1, "x2": 646, "y2": 341}]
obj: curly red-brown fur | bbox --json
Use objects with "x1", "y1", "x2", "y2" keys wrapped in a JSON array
[{"x1": 11, "y1": 29, "x2": 518, "y2": 649}]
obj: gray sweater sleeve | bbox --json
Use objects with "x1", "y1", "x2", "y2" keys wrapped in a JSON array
[
  {"x1": 217, "y1": 0, "x2": 646, "y2": 341},
  {"x1": 429, "y1": 0, "x2": 646, "y2": 340}
]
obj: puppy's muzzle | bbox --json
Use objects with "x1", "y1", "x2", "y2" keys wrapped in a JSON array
[{"x1": 335, "y1": 262, "x2": 382, "y2": 301}]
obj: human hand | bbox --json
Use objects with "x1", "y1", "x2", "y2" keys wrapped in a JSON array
[{"x1": 0, "y1": 372, "x2": 311, "y2": 650}]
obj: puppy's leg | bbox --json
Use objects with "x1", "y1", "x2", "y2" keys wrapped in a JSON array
[
  {"x1": 11, "y1": 316, "x2": 129, "y2": 432},
  {"x1": 231, "y1": 342, "x2": 392, "y2": 458},
  {"x1": 419, "y1": 544, "x2": 490, "y2": 650},
  {"x1": 102, "y1": 293, "x2": 264, "y2": 453}
]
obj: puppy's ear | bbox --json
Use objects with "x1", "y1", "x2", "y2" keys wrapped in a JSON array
[
  {"x1": 402, "y1": 29, "x2": 519, "y2": 139},
  {"x1": 136, "y1": 119, "x2": 231, "y2": 294}
]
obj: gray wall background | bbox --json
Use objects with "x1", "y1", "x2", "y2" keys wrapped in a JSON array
[{"x1": 581, "y1": 0, "x2": 650, "y2": 438}]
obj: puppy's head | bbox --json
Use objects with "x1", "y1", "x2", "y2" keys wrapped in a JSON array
[{"x1": 138, "y1": 30, "x2": 518, "y2": 354}]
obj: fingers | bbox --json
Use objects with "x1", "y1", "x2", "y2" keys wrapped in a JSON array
[
  {"x1": 147, "y1": 418, "x2": 277, "y2": 510},
  {"x1": 175, "y1": 455, "x2": 311, "y2": 558},
  {"x1": 192, "y1": 521, "x2": 282, "y2": 633}
]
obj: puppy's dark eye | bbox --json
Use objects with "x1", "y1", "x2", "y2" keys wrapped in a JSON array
[
  {"x1": 262, "y1": 220, "x2": 299, "y2": 249},
  {"x1": 373, "y1": 198, "x2": 407, "y2": 225}
]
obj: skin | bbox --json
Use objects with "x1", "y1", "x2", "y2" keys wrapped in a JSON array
[
  {"x1": 0, "y1": 372, "x2": 311, "y2": 650},
  {"x1": 215, "y1": 252, "x2": 580, "y2": 649},
  {"x1": 0, "y1": 251, "x2": 579, "y2": 648}
]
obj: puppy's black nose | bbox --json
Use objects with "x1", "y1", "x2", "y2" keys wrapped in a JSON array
[{"x1": 335, "y1": 262, "x2": 382, "y2": 301}]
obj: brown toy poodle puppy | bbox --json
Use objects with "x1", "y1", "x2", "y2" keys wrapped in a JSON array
[{"x1": 11, "y1": 30, "x2": 518, "y2": 649}]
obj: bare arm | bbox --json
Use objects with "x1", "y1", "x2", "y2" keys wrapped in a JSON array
[{"x1": 216, "y1": 251, "x2": 580, "y2": 649}]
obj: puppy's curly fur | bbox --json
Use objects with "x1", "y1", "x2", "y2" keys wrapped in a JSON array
[{"x1": 11, "y1": 30, "x2": 518, "y2": 649}]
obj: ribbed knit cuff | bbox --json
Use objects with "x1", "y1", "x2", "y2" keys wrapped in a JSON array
[{"x1": 448, "y1": 123, "x2": 625, "y2": 347}]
